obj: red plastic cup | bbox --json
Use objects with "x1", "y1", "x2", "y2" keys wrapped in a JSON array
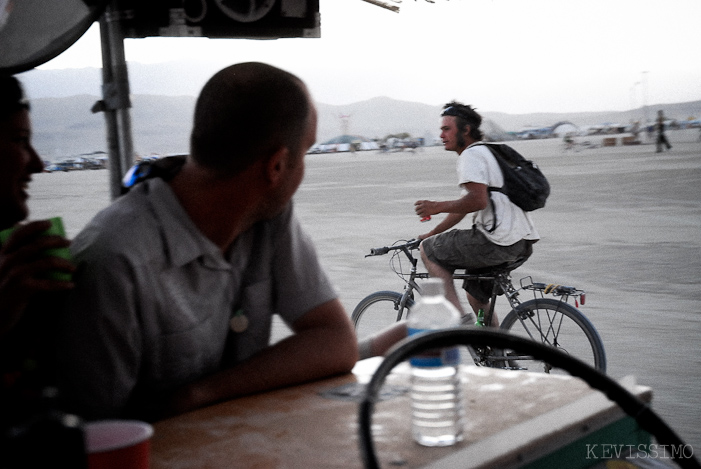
[{"x1": 85, "y1": 420, "x2": 153, "y2": 469}]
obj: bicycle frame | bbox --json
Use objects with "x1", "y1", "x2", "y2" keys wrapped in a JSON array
[
  {"x1": 358, "y1": 239, "x2": 603, "y2": 372},
  {"x1": 368, "y1": 239, "x2": 587, "y2": 328},
  {"x1": 371, "y1": 240, "x2": 515, "y2": 319}
]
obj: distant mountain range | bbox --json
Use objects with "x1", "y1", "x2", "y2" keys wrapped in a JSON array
[{"x1": 19, "y1": 65, "x2": 701, "y2": 159}]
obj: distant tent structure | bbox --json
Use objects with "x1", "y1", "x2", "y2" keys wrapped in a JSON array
[
  {"x1": 322, "y1": 135, "x2": 371, "y2": 145},
  {"x1": 551, "y1": 121, "x2": 580, "y2": 137},
  {"x1": 311, "y1": 135, "x2": 379, "y2": 153}
]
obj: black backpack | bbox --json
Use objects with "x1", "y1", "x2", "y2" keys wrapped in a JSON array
[
  {"x1": 473, "y1": 143, "x2": 550, "y2": 231},
  {"x1": 476, "y1": 142, "x2": 550, "y2": 211}
]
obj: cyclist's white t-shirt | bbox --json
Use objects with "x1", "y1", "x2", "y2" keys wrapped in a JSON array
[{"x1": 457, "y1": 143, "x2": 540, "y2": 246}]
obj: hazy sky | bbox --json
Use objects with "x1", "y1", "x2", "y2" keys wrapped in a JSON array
[{"x1": 39, "y1": 0, "x2": 701, "y2": 114}]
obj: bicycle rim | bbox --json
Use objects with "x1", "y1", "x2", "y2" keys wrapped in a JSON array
[
  {"x1": 351, "y1": 291, "x2": 413, "y2": 342},
  {"x1": 500, "y1": 298, "x2": 606, "y2": 373}
]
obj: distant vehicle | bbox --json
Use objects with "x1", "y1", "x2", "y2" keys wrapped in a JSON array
[
  {"x1": 45, "y1": 160, "x2": 76, "y2": 172},
  {"x1": 44, "y1": 154, "x2": 108, "y2": 172},
  {"x1": 82, "y1": 156, "x2": 107, "y2": 170}
]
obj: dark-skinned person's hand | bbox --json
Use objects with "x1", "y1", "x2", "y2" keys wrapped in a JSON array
[
  {"x1": 414, "y1": 199, "x2": 439, "y2": 219},
  {"x1": 0, "y1": 220, "x2": 75, "y2": 337}
]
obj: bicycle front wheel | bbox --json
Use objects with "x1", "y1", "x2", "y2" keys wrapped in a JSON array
[
  {"x1": 499, "y1": 298, "x2": 606, "y2": 373},
  {"x1": 352, "y1": 291, "x2": 414, "y2": 342}
]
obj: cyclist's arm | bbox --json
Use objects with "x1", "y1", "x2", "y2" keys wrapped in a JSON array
[
  {"x1": 419, "y1": 212, "x2": 465, "y2": 239},
  {"x1": 416, "y1": 182, "x2": 488, "y2": 217},
  {"x1": 415, "y1": 182, "x2": 488, "y2": 236}
]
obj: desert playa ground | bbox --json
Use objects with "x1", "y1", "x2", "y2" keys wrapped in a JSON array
[{"x1": 28, "y1": 129, "x2": 701, "y2": 451}]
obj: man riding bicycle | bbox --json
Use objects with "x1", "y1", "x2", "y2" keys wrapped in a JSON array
[{"x1": 414, "y1": 102, "x2": 539, "y2": 326}]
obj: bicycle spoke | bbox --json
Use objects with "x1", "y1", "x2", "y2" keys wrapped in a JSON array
[{"x1": 500, "y1": 298, "x2": 606, "y2": 374}]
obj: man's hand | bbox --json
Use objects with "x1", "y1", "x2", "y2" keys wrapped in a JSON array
[
  {"x1": 414, "y1": 200, "x2": 438, "y2": 219},
  {"x1": 0, "y1": 220, "x2": 75, "y2": 337}
]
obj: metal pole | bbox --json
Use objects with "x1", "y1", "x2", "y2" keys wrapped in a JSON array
[
  {"x1": 642, "y1": 71, "x2": 649, "y2": 126},
  {"x1": 95, "y1": 0, "x2": 134, "y2": 199}
]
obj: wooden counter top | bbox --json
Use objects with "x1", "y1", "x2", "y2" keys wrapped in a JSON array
[{"x1": 151, "y1": 359, "x2": 651, "y2": 468}]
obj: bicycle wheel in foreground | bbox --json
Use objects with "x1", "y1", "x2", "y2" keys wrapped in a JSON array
[
  {"x1": 499, "y1": 298, "x2": 606, "y2": 373},
  {"x1": 352, "y1": 291, "x2": 414, "y2": 342}
]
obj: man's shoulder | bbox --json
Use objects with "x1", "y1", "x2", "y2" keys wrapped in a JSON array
[
  {"x1": 465, "y1": 142, "x2": 496, "y2": 157},
  {"x1": 460, "y1": 143, "x2": 498, "y2": 169},
  {"x1": 72, "y1": 185, "x2": 162, "y2": 261}
]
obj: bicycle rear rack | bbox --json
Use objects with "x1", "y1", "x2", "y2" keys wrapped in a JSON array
[{"x1": 519, "y1": 276, "x2": 586, "y2": 306}]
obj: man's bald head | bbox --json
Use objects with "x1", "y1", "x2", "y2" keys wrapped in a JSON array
[{"x1": 190, "y1": 62, "x2": 313, "y2": 176}]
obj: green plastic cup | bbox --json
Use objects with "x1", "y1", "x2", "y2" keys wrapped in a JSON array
[{"x1": 0, "y1": 216, "x2": 72, "y2": 281}]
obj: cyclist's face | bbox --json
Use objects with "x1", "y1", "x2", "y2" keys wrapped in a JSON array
[{"x1": 440, "y1": 116, "x2": 467, "y2": 153}]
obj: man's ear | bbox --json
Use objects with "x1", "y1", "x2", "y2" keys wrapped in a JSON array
[{"x1": 265, "y1": 146, "x2": 289, "y2": 186}]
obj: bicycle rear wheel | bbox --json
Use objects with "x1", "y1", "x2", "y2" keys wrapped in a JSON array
[
  {"x1": 352, "y1": 291, "x2": 413, "y2": 342},
  {"x1": 499, "y1": 298, "x2": 606, "y2": 373}
]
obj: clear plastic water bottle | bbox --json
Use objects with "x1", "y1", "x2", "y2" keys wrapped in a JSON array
[{"x1": 407, "y1": 279, "x2": 464, "y2": 446}]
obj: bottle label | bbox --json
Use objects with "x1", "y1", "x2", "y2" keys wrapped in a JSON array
[{"x1": 407, "y1": 328, "x2": 460, "y2": 367}]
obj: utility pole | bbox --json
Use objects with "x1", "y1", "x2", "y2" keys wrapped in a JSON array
[
  {"x1": 641, "y1": 71, "x2": 649, "y2": 125},
  {"x1": 339, "y1": 114, "x2": 351, "y2": 136}
]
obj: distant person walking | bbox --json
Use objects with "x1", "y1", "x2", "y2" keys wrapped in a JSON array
[{"x1": 655, "y1": 109, "x2": 672, "y2": 153}]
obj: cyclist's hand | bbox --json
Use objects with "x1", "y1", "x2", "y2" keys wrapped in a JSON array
[{"x1": 414, "y1": 200, "x2": 437, "y2": 218}]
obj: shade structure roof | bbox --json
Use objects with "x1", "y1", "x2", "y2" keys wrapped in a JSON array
[{"x1": 321, "y1": 135, "x2": 374, "y2": 145}]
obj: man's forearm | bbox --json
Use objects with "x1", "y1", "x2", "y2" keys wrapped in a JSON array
[
  {"x1": 166, "y1": 300, "x2": 358, "y2": 416},
  {"x1": 426, "y1": 212, "x2": 465, "y2": 237}
]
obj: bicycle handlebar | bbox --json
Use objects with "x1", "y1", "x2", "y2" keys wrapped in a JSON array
[
  {"x1": 368, "y1": 246, "x2": 390, "y2": 256},
  {"x1": 366, "y1": 239, "x2": 421, "y2": 257}
]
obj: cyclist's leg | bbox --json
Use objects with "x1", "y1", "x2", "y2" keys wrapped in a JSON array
[
  {"x1": 421, "y1": 230, "x2": 492, "y2": 323},
  {"x1": 463, "y1": 238, "x2": 535, "y2": 327},
  {"x1": 419, "y1": 243, "x2": 469, "y2": 318},
  {"x1": 466, "y1": 293, "x2": 496, "y2": 326},
  {"x1": 463, "y1": 278, "x2": 495, "y2": 325}
]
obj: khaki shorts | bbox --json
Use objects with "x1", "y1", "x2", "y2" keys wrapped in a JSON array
[{"x1": 421, "y1": 228, "x2": 534, "y2": 303}]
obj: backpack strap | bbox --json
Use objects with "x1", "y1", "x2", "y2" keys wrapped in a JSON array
[
  {"x1": 470, "y1": 142, "x2": 502, "y2": 233},
  {"x1": 486, "y1": 195, "x2": 497, "y2": 233},
  {"x1": 120, "y1": 155, "x2": 186, "y2": 195}
]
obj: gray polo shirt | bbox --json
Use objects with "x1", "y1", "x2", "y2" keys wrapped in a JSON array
[{"x1": 58, "y1": 178, "x2": 336, "y2": 419}]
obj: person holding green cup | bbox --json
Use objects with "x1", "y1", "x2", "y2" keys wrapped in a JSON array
[{"x1": 1, "y1": 75, "x2": 75, "y2": 428}]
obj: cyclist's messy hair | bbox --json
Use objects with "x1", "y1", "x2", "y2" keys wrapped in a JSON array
[{"x1": 442, "y1": 101, "x2": 483, "y2": 141}]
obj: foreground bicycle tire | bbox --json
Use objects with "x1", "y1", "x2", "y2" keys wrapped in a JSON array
[
  {"x1": 500, "y1": 298, "x2": 607, "y2": 373},
  {"x1": 352, "y1": 291, "x2": 414, "y2": 342}
]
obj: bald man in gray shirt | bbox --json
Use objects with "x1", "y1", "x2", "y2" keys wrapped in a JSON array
[{"x1": 58, "y1": 63, "x2": 358, "y2": 420}]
